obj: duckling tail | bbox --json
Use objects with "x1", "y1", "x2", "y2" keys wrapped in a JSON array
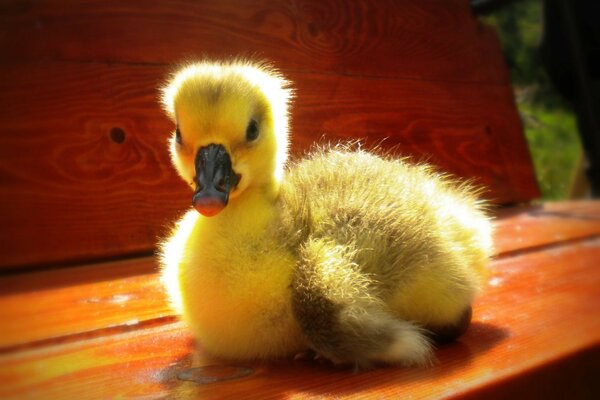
[{"x1": 292, "y1": 238, "x2": 433, "y2": 369}]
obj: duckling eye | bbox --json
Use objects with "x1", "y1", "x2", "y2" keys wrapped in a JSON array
[
  {"x1": 245, "y1": 119, "x2": 259, "y2": 142},
  {"x1": 175, "y1": 125, "x2": 182, "y2": 145}
]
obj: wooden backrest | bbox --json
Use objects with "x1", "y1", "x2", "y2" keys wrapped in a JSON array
[{"x1": 0, "y1": 0, "x2": 539, "y2": 270}]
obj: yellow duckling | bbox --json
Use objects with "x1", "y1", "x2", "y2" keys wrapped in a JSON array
[{"x1": 159, "y1": 60, "x2": 492, "y2": 368}]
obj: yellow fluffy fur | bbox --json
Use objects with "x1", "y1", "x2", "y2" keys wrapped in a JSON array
[{"x1": 159, "y1": 60, "x2": 492, "y2": 368}]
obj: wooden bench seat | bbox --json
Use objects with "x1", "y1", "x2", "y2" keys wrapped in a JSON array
[
  {"x1": 1, "y1": 201, "x2": 599, "y2": 399},
  {"x1": 1, "y1": 0, "x2": 599, "y2": 398},
  {"x1": 1, "y1": 201, "x2": 598, "y2": 350}
]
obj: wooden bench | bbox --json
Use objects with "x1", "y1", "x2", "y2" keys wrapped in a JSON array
[{"x1": 1, "y1": 1, "x2": 599, "y2": 398}]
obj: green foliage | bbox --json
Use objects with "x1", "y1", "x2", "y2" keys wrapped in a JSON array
[
  {"x1": 485, "y1": 0, "x2": 543, "y2": 85},
  {"x1": 484, "y1": 0, "x2": 582, "y2": 199},
  {"x1": 521, "y1": 104, "x2": 580, "y2": 199}
]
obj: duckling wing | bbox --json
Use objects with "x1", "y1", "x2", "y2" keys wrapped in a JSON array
[
  {"x1": 291, "y1": 236, "x2": 433, "y2": 368},
  {"x1": 280, "y1": 146, "x2": 492, "y2": 367}
]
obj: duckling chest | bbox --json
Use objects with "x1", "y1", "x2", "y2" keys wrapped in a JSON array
[{"x1": 179, "y1": 224, "x2": 300, "y2": 350}]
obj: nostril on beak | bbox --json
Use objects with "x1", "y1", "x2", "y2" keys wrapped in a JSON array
[
  {"x1": 193, "y1": 176, "x2": 204, "y2": 191},
  {"x1": 217, "y1": 178, "x2": 226, "y2": 192}
]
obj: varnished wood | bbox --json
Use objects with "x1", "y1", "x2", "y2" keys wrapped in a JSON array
[
  {"x1": 0, "y1": 62, "x2": 185, "y2": 270},
  {"x1": 0, "y1": 0, "x2": 508, "y2": 84},
  {"x1": 1, "y1": 234, "x2": 599, "y2": 399},
  {"x1": 0, "y1": 1, "x2": 594, "y2": 397},
  {"x1": 0, "y1": 62, "x2": 537, "y2": 270},
  {"x1": 1, "y1": 202, "x2": 598, "y2": 355},
  {"x1": 493, "y1": 201, "x2": 600, "y2": 255},
  {"x1": 291, "y1": 72, "x2": 538, "y2": 202},
  {"x1": 0, "y1": 258, "x2": 166, "y2": 350}
]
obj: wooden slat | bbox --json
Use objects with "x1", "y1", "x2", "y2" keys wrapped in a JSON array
[
  {"x1": 0, "y1": 258, "x2": 166, "y2": 350},
  {"x1": 0, "y1": 62, "x2": 537, "y2": 269},
  {"x1": 1, "y1": 236, "x2": 599, "y2": 399},
  {"x1": 0, "y1": 63, "x2": 186, "y2": 269},
  {"x1": 291, "y1": 73, "x2": 538, "y2": 203},
  {"x1": 0, "y1": 0, "x2": 508, "y2": 84},
  {"x1": 1, "y1": 201, "x2": 598, "y2": 352},
  {"x1": 493, "y1": 200, "x2": 600, "y2": 255}
]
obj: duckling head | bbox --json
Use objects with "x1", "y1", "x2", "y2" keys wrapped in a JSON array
[{"x1": 161, "y1": 60, "x2": 292, "y2": 216}]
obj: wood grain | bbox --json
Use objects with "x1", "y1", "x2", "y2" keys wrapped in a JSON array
[
  {"x1": 0, "y1": 62, "x2": 537, "y2": 270},
  {"x1": 1, "y1": 236, "x2": 599, "y2": 399},
  {"x1": 1, "y1": 1, "x2": 594, "y2": 397},
  {"x1": 0, "y1": 63, "x2": 188, "y2": 269},
  {"x1": 1, "y1": 201, "x2": 598, "y2": 352},
  {"x1": 291, "y1": 73, "x2": 538, "y2": 203},
  {"x1": 0, "y1": 258, "x2": 166, "y2": 350},
  {"x1": 494, "y1": 201, "x2": 600, "y2": 255},
  {"x1": 0, "y1": 0, "x2": 509, "y2": 84}
]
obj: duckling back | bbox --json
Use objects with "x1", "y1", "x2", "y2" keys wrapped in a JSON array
[{"x1": 279, "y1": 145, "x2": 492, "y2": 367}]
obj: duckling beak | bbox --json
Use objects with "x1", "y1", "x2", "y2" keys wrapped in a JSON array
[{"x1": 192, "y1": 144, "x2": 239, "y2": 217}]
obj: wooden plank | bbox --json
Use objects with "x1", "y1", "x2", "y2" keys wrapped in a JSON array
[
  {"x1": 0, "y1": 63, "x2": 187, "y2": 269},
  {"x1": 1, "y1": 202, "x2": 598, "y2": 352},
  {"x1": 0, "y1": 0, "x2": 509, "y2": 84},
  {"x1": 0, "y1": 62, "x2": 537, "y2": 269},
  {"x1": 291, "y1": 73, "x2": 538, "y2": 203},
  {"x1": 0, "y1": 258, "x2": 166, "y2": 350},
  {"x1": 493, "y1": 200, "x2": 600, "y2": 255},
  {"x1": 1, "y1": 237, "x2": 599, "y2": 399}
]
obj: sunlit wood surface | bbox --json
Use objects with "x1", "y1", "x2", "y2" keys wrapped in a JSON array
[{"x1": 1, "y1": 201, "x2": 599, "y2": 399}]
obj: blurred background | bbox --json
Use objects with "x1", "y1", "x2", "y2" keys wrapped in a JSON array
[{"x1": 477, "y1": 0, "x2": 598, "y2": 199}]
